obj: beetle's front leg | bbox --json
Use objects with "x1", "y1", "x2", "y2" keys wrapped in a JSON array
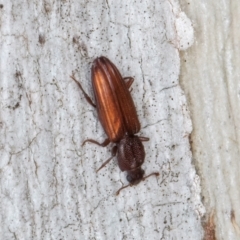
[
  {"x1": 96, "y1": 146, "x2": 118, "y2": 172},
  {"x1": 70, "y1": 75, "x2": 96, "y2": 107}
]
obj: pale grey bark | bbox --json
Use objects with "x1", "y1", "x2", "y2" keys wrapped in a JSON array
[{"x1": 0, "y1": 1, "x2": 203, "y2": 239}]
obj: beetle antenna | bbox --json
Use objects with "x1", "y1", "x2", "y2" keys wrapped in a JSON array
[
  {"x1": 116, "y1": 184, "x2": 130, "y2": 195},
  {"x1": 116, "y1": 172, "x2": 159, "y2": 195}
]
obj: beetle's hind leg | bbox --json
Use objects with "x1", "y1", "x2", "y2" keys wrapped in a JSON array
[
  {"x1": 82, "y1": 138, "x2": 110, "y2": 147},
  {"x1": 70, "y1": 75, "x2": 96, "y2": 107},
  {"x1": 96, "y1": 146, "x2": 117, "y2": 172}
]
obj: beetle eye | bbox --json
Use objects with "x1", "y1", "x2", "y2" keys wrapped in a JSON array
[{"x1": 127, "y1": 175, "x2": 133, "y2": 183}]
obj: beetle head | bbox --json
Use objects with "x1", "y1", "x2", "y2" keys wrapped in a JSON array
[
  {"x1": 126, "y1": 168, "x2": 145, "y2": 185},
  {"x1": 116, "y1": 170, "x2": 159, "y2": 195}
]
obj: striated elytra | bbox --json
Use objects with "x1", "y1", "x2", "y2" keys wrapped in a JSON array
[{"x1": 71, "y1": 56, "x2": 159, "y2": 194}]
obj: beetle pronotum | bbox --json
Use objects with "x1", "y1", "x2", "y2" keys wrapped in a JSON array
[{"x1": 71, "y1": 56, "x2": 159, "y2": 194}]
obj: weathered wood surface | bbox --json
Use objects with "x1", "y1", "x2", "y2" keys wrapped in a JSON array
[{"x1": 179, "y1": 0, "x2": 240, "y2": 239}]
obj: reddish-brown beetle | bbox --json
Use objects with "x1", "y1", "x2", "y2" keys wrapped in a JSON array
[{"x1": 71, "y1": 56, "x2": 159, "y2": 194}]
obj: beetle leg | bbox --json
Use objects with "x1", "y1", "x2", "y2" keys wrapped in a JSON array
[
  {"x1": 70, "y1": 75, "x2": 96, "y2": 108},
  {"x1": 82, "y1": 138, "x2": 110, "y2": 147},
  {"x1": 139, "y1": 136, "x2": 150, "y2": 142},
  {"x1": 96, "y1": 146, "x2": 118, "y2": 172},
  {"x1": 123, "y1": 77, "x2": 134, "y2": 89}
]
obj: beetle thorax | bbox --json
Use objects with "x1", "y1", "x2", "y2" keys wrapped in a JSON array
[{"x1": 117, "y1": 135, "x2": 145, "y2": 173}]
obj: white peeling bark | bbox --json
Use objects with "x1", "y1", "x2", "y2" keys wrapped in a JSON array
[
  {"x1": 179, "y1": 0, "x2": 240, "y2": 239},
  {"x1": 0, "y1": 1, "x2": 203, "y2": 239}
]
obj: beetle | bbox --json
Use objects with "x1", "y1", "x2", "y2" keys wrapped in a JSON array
[{"x1": 71, "y1": 56, "x2": 159, "y2": 194}]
